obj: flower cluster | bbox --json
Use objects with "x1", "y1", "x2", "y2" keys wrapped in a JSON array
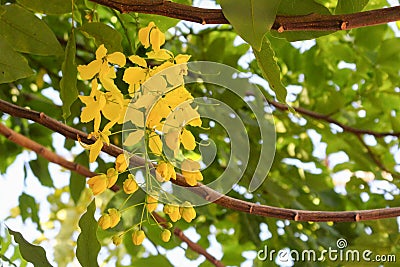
[{"x1": 77, "y1": 22, "x2": 202, "y2": 247}]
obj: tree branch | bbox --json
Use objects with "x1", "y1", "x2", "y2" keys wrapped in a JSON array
[
  {"x1": 89, "y1": 0, "x2": 400, "y2": 32},
  {"x1": 1, "y1": 99, "x2": 400, "y2": 222},
  {"x1": 0, "y1": 122, "x2": 224, "y2": 267},
  {"x1": 268, "y1": 100, "x2": 400, "y2": 138}
]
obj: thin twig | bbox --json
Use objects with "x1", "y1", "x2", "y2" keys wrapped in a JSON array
[
  {"x1": 0, "y1": 122, "x2": 224, "y2": 267},
  {"x1": 1, "y1": 99, "x2": 400, "y2": 222},
  {"x1": 89, "y1": 0, "x2": 400, "y2": 32},
  {"x1": 268, "y1": 100, "x2": 400, "y2": 138}
]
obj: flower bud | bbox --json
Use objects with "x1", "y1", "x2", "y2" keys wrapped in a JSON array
[
  {"x1": 98, "y1": 214, "x2": 111, "y2": 230},
  {"x1": 161, "y1": 229, "x2": 171, "y2": 242},
  {"x1": 87, "y1": 174, "x2": 108, "y2": 195},
  {"x1": 112, "y1": 235, "x2": 122, "y2": 246},
  {"x1": 115, "y1": 154, "x2": 128, "y2": 173},
  {"x1": 108, "y1": 208, "x2": 121, "y2": 228},
  {"x1": 123, "y1": 174, "x2": 139, "y2": 194},
  {"x1": 163, "y1": 204, "x2": 181, "y2": 222},
  {"x1": 146, "y1": 194, "x2": 158, "y2": 212},
  {"x1": 180, "y1": 201, "x2": 196, "y2": 223},
  {"x1": 106, "y1": 168, "x2": 118, "y2": 188},
  {"x1": 132, "y1": 230, "x2": 145, "y2": 245}
]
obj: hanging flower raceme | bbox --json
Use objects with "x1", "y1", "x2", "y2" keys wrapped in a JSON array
[{"x1": 77, "y1": 21, "x2": 204, "y2": 248}]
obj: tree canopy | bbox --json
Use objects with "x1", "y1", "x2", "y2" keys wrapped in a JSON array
[{"x1": 1, "y1": 0, "x2": 400, "y2": 266}]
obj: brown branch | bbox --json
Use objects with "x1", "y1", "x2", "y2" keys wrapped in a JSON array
[
  {"x1": 1, "y1": 99, "x2": 400, "y2": 222},
  {"x1": 268, "y1": 100, "x2": 400, "y2": 138},
  {"x1": 89, "y1": 0, "x2": 400, "y2": 32},
  {"x1": 0, "y1": 122, "x2": 224, "y2": 267}
]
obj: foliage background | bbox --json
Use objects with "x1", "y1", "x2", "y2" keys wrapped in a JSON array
[{"x1": 1, "y1": 0, "x2": 400, "y2": 266}]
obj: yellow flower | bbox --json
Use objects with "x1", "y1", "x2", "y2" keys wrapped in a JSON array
[
  {"x1": 138, "y1": 22, "x2": 165, "y2": 52},
  {"x1": 102, "y1": 90, "x2": 126, "y2": 123},
  {"x1": 78, "y1": 44, "x2": 125, "y2": 81},
  {"x1": 181, "y1": 159, "x2": 203, "y2": 186},
  {"x1": 108, "y1": 208, "x2": 121, "y2": 228},
  {"x1": 156, "y1": 161, "x2": 176, "y2": 182},
  {"x1": 78, "y1": 79, "x2": 106, "y2": 131},
  {"x1": 79, "y1": 121, "x2": 113, "y2": 163},
  {"x1": 161, "y1": 229, "x2": 171, "y2": 242},
  {"x1": 132, "y1": 230, "x2": 145, "y2": 245},
  {"x1": 98, "y1": 214, "x2": 111, "y2": 230},
  {"x1": 163, "y1": 204, "x2": 181, "y2": 222},
  {"x1": 180, "y1": 201, "x2": 196, "y2": 223},
  {"x1": 146, "y1": 194, "x2": 158, "y2": 212},
  {"x1": 123, "y1": 174, "x2": 139, "y2": 194},
  {"x1": 87, "y1": 174, "x2": 108, "y2": 195},
  {"x1": 112, "y1": 235, "x2": 122, "y2": 246},
  {"x1": 123, "y1": 66, "x2": 149, "y2": 95},
  {"x1": 115, "y1": 154, "x2": 128, "y2": 173}
]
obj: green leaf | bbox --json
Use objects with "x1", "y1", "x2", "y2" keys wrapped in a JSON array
[
  {"x1": 76, "y1": 199, "x2": 100, "y2": 267},
  {"x1": 219, "y1": 0, "x2": 281, "y2": 51},
  {"x1": 0, "y1": 4, "x2": 63, "y2": 56},
  {"x1": 335, "y1": 0, "x2": 369, "y2": 14},
  {"x1": 70, "y1": 151, "x2": 89, "y2": 205},
  {"x1": 60, "y1": 30, "x2": 78, "y2": 119},
  {"x1": 7, "y1": 228, "x2": 52, "y2": 267},
  {"x1": 29, "y1": 157, "x2": 54, "y2": 188},
  {"x1": 0, "y1": 37, "x2": 33, "y2": 83},
  {"x1": 17, "y1": 0, "x2": 72, "y2": 14},
  {"x1": 132, "y1": 255, "x2": 173, "y2": 267},
  {"x1": 253, "y1": 35, "x2": 287, "y2": 103},
  {"x1": 18, "y1": 193, "x2": 43, "y2": 232},
  {"x1": 79, "y1": 22, "x2": 123, "y2": 53}
]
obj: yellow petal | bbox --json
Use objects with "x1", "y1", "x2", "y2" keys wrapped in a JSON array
[
  {"x1": 108, "y1": 208, "x2": 121, "y2": 228},
  {"x1": 181, "y1": 128, "x2": 196, "y2": 150},
  {"x1": 165, "y1": 130, "x2": 180, "y2": 152},
  {"x1": 150, "y1": 27, "x2": 165, "y2": 52},
  {"x1": 96, "y1": 44, "x2": 107, "y2": 59},
  {"x1": 138, "y1": 22, "x2": 155, "y2": 48},
  {"x1": 106, "y1": 167, "x2": 118, "y2": 188},
  {"x1": 103, "y1": 92, "x2": 123, "y2": 122},
  {"x1": 180, "y1": 204, "x2": 196, "y2": 223},
  {"x1": 89, "y1": 138, "x2": 103, "y2": 163},
  {"x1": 175, "y1": 54, "x2": 191, "y2": 64},
  {"x1": 98, "y1": 214, "x2": 111, "y2": 230},
  {"x1": 115, "y1": 154, "x2": 128, "y2": 173},
  {"x1": 123, "y1": 174, "x2": 139, "y2": 194},
  {"x1": 148, "y1": 132, "x2": 162, "y2": 156},
  {"x1": 123, "y1": 67, "x2": 148, "y2": 86},
  {"x1": 132, "y1": 230, "x2": 145, "y2": 245},
  {"x1": 128, "y1": 55, "x2": 147, "y2": 68},
  {"x1": 78, "y1": 59, "x2": 102, "y2": 80},
  {"x1": 123, "y1": 129, "x2": 144, "y2": 146},
  {"x1": 161, "y1": 229, "x2": 171, "y2": 242},
  {"x1": 181, "y1": 159, "x2": 200, "y2": 172},
  {"x1": 146, "y1": 195, "x2": 158, "y2": 212},
  {"x1": 87, "y1": 174, "x2": 107, "y2": 195},
  {"x1": 107, "y1": 51, "x2": 126, "y2": 66},
  {"x1": 146, "y1": 49, "x2": 172, "y2": 61}
]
